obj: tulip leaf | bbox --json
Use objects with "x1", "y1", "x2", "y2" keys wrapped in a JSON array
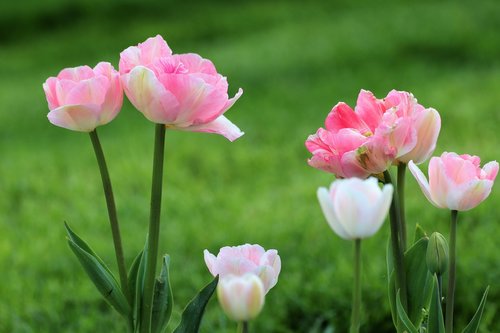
[
  {"x1": 151, "y1": 255, "x2": 174, "y2": 333},
  {"x1": 413, "y1": 223, "x2": 427, "y2": 244},
  {"x1": 396, "y1": 290, "x2": 418, "y2": 333},
  {"x1": 64, "y1": 223, "x2": 130, "y2": 317},
  {"x1": 404, "y1": 237, "x2": 432, "y2": 326},
  {"x1": 173, "y1": 276, "x2": 219, "y2": 333},
  {"x1": 427, "y1": 275, "x2": 445, "y2": 333},
  {"x1": 128, "y1": 248, "x2": 144, "y2": 331},
  {"x1": 461, "y1": 286, "x2": 489, "y2": 333}
]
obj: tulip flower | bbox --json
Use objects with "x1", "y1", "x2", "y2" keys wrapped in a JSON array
[
  {"x1": 317, "y1": 177, "x2": 393, "y2": 240},
  {"x1": 217, "y1": 274, "x2": 265, "y2": 322},
  {"x1": 409, "y1": 152, "x2": 498, "y2": 332},
  {"x1": 204, "y1": 244, "x2": 281, "y2": 294},
  {"x1": 317, "y1": 177, "x2": 393, "y2": 333},
  {"x1": 408, "y1": 152, "x2": 498, "y2": 211},
  {"x1": 306, "y1": 89, "x2": 440, "y2": 178},
  {"x1": 43, "y1": 62, "x2": 123, "y2": 132},
  {"x1": 119, "y1": 35, "x2": 244, "y2": 141}
]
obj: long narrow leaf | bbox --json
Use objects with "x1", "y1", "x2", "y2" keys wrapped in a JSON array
[
  {"x1": 67, "y1": 239, "x2": 130, "y2": 317},
  {"x1": 396, "y1": 290, "x2": 418, "y2": 333},
  {"x1": 427, "y1": 275, "x2": 445, "y2": 333},
  {"x1": 128, "y1": 249, "x2": 144, "y2": 331},
  {"x1": 461, "y1": 286, "x2": 489, "y2": 333},
  {"x1": 151, "y1": 255, "x2": 174, "y2": 333},
  {"x1": 173, "y1": 276, "x2": 219, "y2": 333}
]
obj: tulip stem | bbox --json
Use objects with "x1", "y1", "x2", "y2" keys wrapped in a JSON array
[
  {"x1": 397, "y1": 163, "x2": 407, "y2": 250},
  {"x1": 89, "y1": 130, "x2": 132, "y2": 328},
  {"x1": 141, "y1": 124, "x2": 166, "y2": 333},
  {"x1": 445, "y1": 210, "x2": 458, "y2": 333},
  {"x1": 237, "y1": 321, "x2": 249, "y2": 333},
  {"x1": 350, "y1": 239, "x2": 362, "y2": 333},
  {"x1": 383, "y1": 170, "x2": 408, "y2": 312}
]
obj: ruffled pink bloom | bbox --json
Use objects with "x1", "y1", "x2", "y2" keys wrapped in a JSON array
[
  {"x1": 409, "y1": 152, "x2": 498, "y2": 211},
  {"x1": 119, "y1": 35, "x2": 243, "y2": 141},
  {"x1": 204, "y1": 244, "x2": 281, "y2": 294},
  {"x1": 43, "y1": 62, "x2": 122, "y2": 132},
  {"x1": 306, "y1": 89, "x2": 440, "y2": 178}
]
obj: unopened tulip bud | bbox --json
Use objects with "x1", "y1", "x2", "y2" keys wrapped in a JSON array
[
  {"x1": 217, "y1": 274, "x2": 265, "y2": 322},
  {"x1": 426, "y1": 232, "x2": 449, "y2": 276}
]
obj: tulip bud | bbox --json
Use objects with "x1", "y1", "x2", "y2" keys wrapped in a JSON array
[
  {"x1": 217, "y1": 274, "x2": 265, "y2": 322},
  {"x1": 426, "y1": 232, "x2": 449, "y2": 276}
]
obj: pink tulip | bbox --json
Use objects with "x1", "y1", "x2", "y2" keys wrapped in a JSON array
[
  {"x1": 217, "y1": 274, "x2": 265, "y2": 321},
  {"x1": 119, "y1": 35, "x2": 243, "y2": 141},
  {"x1": 317, "y1": 177, "x2": 393, "y2": 239},
  {"x1": 43, "y1": 62, "x2": 123, "y2": 132},
  {"x1": 306, "y1": 89, "x2": 440, "y2": 178},
  {"x1": 204, "y1": 244, "x2": 281, "y2": 293},
  {"x1": 409, "y1": 152, "x2": 498, "y2": 211}
]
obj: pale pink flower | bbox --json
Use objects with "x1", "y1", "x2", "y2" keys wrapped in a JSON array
[
  {"x1": 119, "y1": 35, "x2": 243, "y2": 141},
  {"x1": 217, "y1": 273, "x2": 265, "y2": 321},
  {"x1": 204, "y1": 244, "x2": 281, "y2": 293},
  {"x1": 409, "y1": 152, "x2": 498, "y2": 211},
  {"x1": 317, "y1": 177, "x2": 393, "y2": 239},
  {"x1": 306, "y1": 89, "x2": 440, "y2": 178},
  {"x1": 43, "y1": 62, "x2": 122, "y2": 132}
]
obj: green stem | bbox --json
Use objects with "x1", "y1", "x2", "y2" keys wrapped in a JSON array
[
  {"x1": 350, "y1": 239, "x2": 362, "y2": 333},
  {"x1": 89, "y1": 130, "x2": 132, "y2": 329},
  {"x1": 237, "y1": 321, "x2": 249, "y2": 333},
  {"x1": 437, "y1": 274, "x2": 443, "y2": 305},
  {"x1": 445, "y1": 210, "x2": 458, "y2": 333},
  {"x1": 383, "y1": 170, "x2": 408, "y2": 312},
  {"x1": 397, "y1": 163, "x2": 407, "y2": 250},
  {"x1": 140, "y1": 124, "x2": 166, "y2": 333}
]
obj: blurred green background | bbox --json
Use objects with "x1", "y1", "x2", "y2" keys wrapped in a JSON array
[{"x1": 0, "y1": 0, "x2": 499, "y2": 332}]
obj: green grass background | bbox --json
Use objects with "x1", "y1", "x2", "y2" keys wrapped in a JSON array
[{"x1": 0, "y1": 0, "x2": 499, "y2": 332}]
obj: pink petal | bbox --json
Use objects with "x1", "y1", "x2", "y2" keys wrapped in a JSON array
[
  {"x1": 61, "y1": 76, "x2": 109, "y2": 106},
  {"x1": 47, "y1": 104, "x2": 101, "y2": 132},
  {"x1": 408, "y1": 160, "x2": 440, "y2": 208},
  {"x1": 57, "y1": 65, "x2": 94, "y2": 81},
  {"x1": 203, "y1": 250, "x2": 218, "y2": 276},
  {"x1": 172, "y1": 53, "x2": 218, "y2": 75},
  {"x1": 159, "y1": 73, "x2": 228, "y2": 125},
  {"x1": 482, "y1": 161, "x2": 499, "y2": 181},
  {"x1": 398, "y1": 108, "x2": 441, "y2": 164},
  {"x1": 354, "y1": 89, "x2": 385, "y2": 132},
  {"x1": 325, "y1": 102, "x2": 371, "y2": 134},
  {"x1": 448, "y1": 179, "x2": 494, "y2": 211},
  {"x1": 179, "y1": 115, "x2": 244, "y2": 141},
  {"x1": 122, "y1": 66, "x2": 180, "y2": 123},
  {"x1": 428, "y1": 157, "x2": 452, "y2": 208},
  {"x1": 43, "y1": 77, "x2": 60, "y2": 110},
  {"x1": 119, "y1": 35, "x2": 173, "y2": 74}
]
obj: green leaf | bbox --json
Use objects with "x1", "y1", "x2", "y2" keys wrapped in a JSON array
[
  {"x1": 132, "y1": 240, "x2": 148, "y2": 332},
  {"x1": 151, "y1": 255, "x2": 174, "y2": 333},
  {"x1": 65, "y1": 223, "x2": 130, "y2": 317},
  {"x1": 461, "y1": 286, "x2": 489, "y2": 333},
  {"x1": 396, "y1": 290, "x2": 418, "y2": 333},
  {"x1": 173, "y1": 276, "x2": 219, "y2": 333},
  {"x1": 128, "y1": 248, "x2": 144, "y2": 331},
  {"x1": 427, "y1": 275, "x2": 445, "y2": 333},
  {"x1": 413, "y1": 223, "x2": 427, "y2": 244},
  {"x1": 404, "y1": 237, "x2": 432, "y2": 326}
]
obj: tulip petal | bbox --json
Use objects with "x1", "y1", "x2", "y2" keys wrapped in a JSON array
[
  {"x1": 399, "y1": 108, "x2": 441, "y2": 164},
  {"x1": 325, "y1": 102, "x2": 371, "y2": 135},
  {"x1": 119, "y1": 35, "x2": 173, "y2": 74},
  {"x1": 203, "y1": 250, "x2": 218, "y2": 276},
  {"x1": 408, "y1": 160, "x2": 440, "y2": 208},
  {"x1": 355, "y1": 89, "x2": 385, "y2": 132},
  {"x1": 43, "y1": 77, "x2": 60, "y2": 110},
  {"x1": 317, "y1": 187, "x2": 350, "y2": 239},
  {"x1": 482, "y1": 161, "x2": 499, "y2": 181},
  {"x1": 123, "y1": 66, "x2": 180, "y2": 123},
  {"x1": 178, "y1": 115, "x2": 244, "y2": 141},
  {"x1": 47, "y1": 104, "x2": 101, "y2": 132},
  {"x1": 365, "y1": 183, "x2": 393, "y2": 238},
  {"x1": 447, "y1": 179, "x2": 493, "y2": 211}
]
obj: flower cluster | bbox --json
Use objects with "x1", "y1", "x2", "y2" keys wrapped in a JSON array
[
  {"x1": 306, "y1": 89, "x2": 440, "y2": 178},
  {"x1": 43, "y1": 35, "x2": 243, "y2": 141}
]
